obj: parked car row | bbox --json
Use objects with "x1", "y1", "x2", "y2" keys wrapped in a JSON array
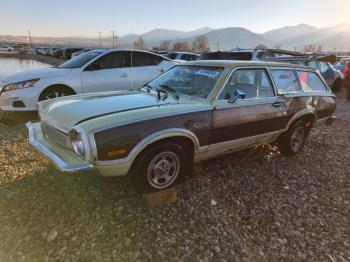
[{"x1": 33, "y1": 46, "x2": 88, "y2": 59}]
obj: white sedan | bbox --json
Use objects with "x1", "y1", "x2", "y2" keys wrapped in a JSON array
[{"x1": 0, "y1": 49, "x2": 177, "y2": 111}]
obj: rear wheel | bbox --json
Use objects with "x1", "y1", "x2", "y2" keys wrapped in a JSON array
[
  {"x1": 39, "y1": 86, "x2": 75, "y2": 101},
  {"x1": 278, "y1": 121, "x2": 308, "y2": 156},
  {"x1": 131, "y1": 142, "x2": 191, "y2": 192}
]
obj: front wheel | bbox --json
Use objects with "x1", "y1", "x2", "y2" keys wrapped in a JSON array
[
  {"x1": 278, "y1": 121, "x2": 308, "y2": 156},
  {"x1": 131, "y1": 142, "x2": 191, "y2": 192},
  {"x1": 39, "y1": 86, "x2": 75, "y2": 101}
]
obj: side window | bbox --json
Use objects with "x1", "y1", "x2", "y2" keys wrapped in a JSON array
[
  {"x1": 131, "y1": 52, "x2": 163, "y2": 67},
  {"x1": 297, "y1": 71, "x2": 328, "y2": 91},
  {"x1": 218, "y1": 69, "x2": 274, "y2": 100},
  {"x1": 270, "y1": 69, "x2": 302, "y2": 93},
  {"x1": 94, "y1": 52, "x2": 128, "y2": 69}
]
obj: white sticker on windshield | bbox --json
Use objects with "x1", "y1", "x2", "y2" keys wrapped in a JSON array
[{"x1": 195, "y1": 69, "x2": 219, "y2": 78}]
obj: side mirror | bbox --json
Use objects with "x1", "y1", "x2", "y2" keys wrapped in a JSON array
[
  {"x1": 229, "y1": 89, "x2": 246, "y2": 103},
  {"x1": 87, "y1": 63, "x2": 102, "y2": 71}
]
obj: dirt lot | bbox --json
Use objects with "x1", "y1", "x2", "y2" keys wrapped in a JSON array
[{"x1": 0, "y1": 92, "x2": 349, "y2": 261}]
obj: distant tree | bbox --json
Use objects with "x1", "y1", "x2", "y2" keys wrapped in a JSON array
[
  {"x1": 192, "y1": 36, "x2": 209, "y2": 53},
  {"x1": 303, "y1": 44, "x2": 322, "y2": 53},
  {"x1": 173, "y1": 41, "x2": 190, "y2": 51},
  {"x1": 159, "y1": 40, "x2": 171, "y2": 51},
  {"x1": 133, "y1": 37, "x2": 145, "y2": 50},
  {"x1": 255, "y1": 44, "x2": 267, "y2": 49}
]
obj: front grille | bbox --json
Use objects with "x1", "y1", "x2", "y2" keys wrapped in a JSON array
[{"x1": 41, "y1": 123, "x2": 72, "y2": 149}]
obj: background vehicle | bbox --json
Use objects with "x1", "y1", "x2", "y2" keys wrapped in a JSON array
[
  {"x1": 167, "y1": 52, "x2": 200, "y2": 61},
  {"x1": 63, "y1": 48, "x2": 84, "y2": 59},
  {"x1": 28, "y1": 61, "x2": 336, "y2": 191},
  {"x1": 0, "y1": 49, "x2": 177, "y2": 111},
  {"x1": 52, "y1": 48, "x2": 63, "y2": 58},
  {"x1": 0, "y1": 46, "x2": 15, "y2": 52},
  {"x1": 71, "y1": 49, "x2": 91, "y2": 58},
  {"x1": 200, "y1": 49, "x2": 303, "y2": 61}
]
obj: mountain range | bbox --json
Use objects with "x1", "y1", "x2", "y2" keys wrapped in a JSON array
[{"x1": 1, "y1": 23, "x2": 350, "y2": 51}]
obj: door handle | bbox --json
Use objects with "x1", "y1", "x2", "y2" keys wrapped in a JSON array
[
  {"x1": 272, "y1": 101, "x2": 283, "y2": 107},
  {"x1": 158, "y1": 68, "x2": 165, "y2": 73},
  {"x1": 120, "y1": 73, "x2": 128, "y2": 78}
]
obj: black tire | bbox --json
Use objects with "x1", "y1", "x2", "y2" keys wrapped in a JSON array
[
  {"x1": 332, "y1": 78, "x2": 342, "y2": 93},
  {"x1": 278, "y1": 121, "x2": 308, "y2": 156},
  {"x1": 131, "y1": 142, "x2": 191, "y2": 192},
  {"x1": 39, "y1": 86, "x2": 75, "y2": 101}
]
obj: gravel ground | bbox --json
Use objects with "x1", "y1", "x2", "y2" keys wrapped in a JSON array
[{"x1": 0, "y1": 92, "x2": 349, "y2": 261}]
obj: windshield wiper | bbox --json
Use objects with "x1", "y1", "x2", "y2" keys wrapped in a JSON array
[{"x1": 158, "y1": 85, "x2": 180, "y2": 100}]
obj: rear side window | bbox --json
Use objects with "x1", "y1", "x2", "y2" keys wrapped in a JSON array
[
  {"x1": 297, "y1": 71, "x2": 328, "y2": 91},
  {"x1": 270, "y1": 69, "x2": 302, "y2": 93},
  {"x1": 131, "y1": 52, "x2": 163, "y2": 67},
  {"x1": 95, "y1": 51, "x2": 128, "y2": 69}
]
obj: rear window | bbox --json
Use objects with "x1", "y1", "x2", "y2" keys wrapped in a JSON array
[
  {"x1": 270, "y1": 69, "x2": 302, "y2": 93},
  {"x1": 297, "y1": 71, "x2": 328, "y2": 91}
]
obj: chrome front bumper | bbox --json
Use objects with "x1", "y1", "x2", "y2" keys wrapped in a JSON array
[{"x1": 26, "y1": 122, "x2": 93, "y2": 173}]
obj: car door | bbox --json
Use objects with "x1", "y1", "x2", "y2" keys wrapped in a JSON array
[
  {"x1": 210, "y1": 67, "x2": 287, "y2": 154},
  {"x1": 128, "y1": 51, "x2": 168, "y2": 89},
  {"x1": 81, "y1": 51, "x2": 131, "y2": 93}
]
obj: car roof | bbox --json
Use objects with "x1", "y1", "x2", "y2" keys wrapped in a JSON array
[
  {"x1": 169, "y1": 51, "x2": 199, "y2": 55},
  {"x1": 181, "y1": 60, "x2": 315, "y2": 70},
  {"x1": 86, "y1": 48, "x2": 173, "y2": 61}
]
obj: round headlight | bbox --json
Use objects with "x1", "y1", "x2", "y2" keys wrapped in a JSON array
[{"x1": 69, "y1": 130, "x2": 85, "y2": 156}]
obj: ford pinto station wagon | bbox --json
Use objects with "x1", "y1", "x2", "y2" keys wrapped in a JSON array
[{"x1": 27, "y1": 61, "x2": 336, "y2": 191}]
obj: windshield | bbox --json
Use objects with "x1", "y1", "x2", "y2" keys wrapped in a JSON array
[
  {"x1": 58, "y1": 51, "x2": 102, "y2": 68},
  {"x1": 147, "y1": 65, "x2": 224, "y2": 99}
]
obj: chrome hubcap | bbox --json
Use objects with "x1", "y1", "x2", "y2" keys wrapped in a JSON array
[
  {"x1": 291, "y1": 126, "x2": 305, "y2": 152},
  {"x1": 147, "y1": 151, "x2": 180, "y2": 189}
]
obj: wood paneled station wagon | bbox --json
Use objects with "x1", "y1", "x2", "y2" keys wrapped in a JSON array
[{"x1": 27, "y1": 61, "x2": 336, "y2": 191}]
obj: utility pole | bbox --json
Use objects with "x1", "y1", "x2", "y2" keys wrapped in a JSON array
[
  {"x1": 111, "y1": 30, "x2": 115, "y2": 48},
  {"x1": 216, "y1": 42, "x2": 220, "y2": 51},
  {"x1": 27, "y1": 30, "x2": 32, "y2": 49},
  {"x1": 98, "y1": 32, "x2": 102, "y2": 48},
  {"x1": 115, "y1": 34, "x2": 119, "y2": 48}
]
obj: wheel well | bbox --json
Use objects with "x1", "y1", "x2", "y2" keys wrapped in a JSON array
[
  {"x1": 128, "y1": 136, "x2": 195, "y2": 175},
  {"x1": 39, "y1": 84, "x2": 76, "y2": 101},
  {"x1": 289, "y1": 113, "x2": 315, "y2": 131}
]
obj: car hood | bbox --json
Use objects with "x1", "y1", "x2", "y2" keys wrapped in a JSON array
[
  {"x1": 39, "y1": 91, "x2": 198, "y2": 133},
  {"x1": 1, "y1": 67, "x2": 72, "y2": 84}
]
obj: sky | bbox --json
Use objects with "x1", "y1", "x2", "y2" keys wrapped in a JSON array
[{"x1": 1, "y1": 0, "x2": 350, "y2": 37}]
